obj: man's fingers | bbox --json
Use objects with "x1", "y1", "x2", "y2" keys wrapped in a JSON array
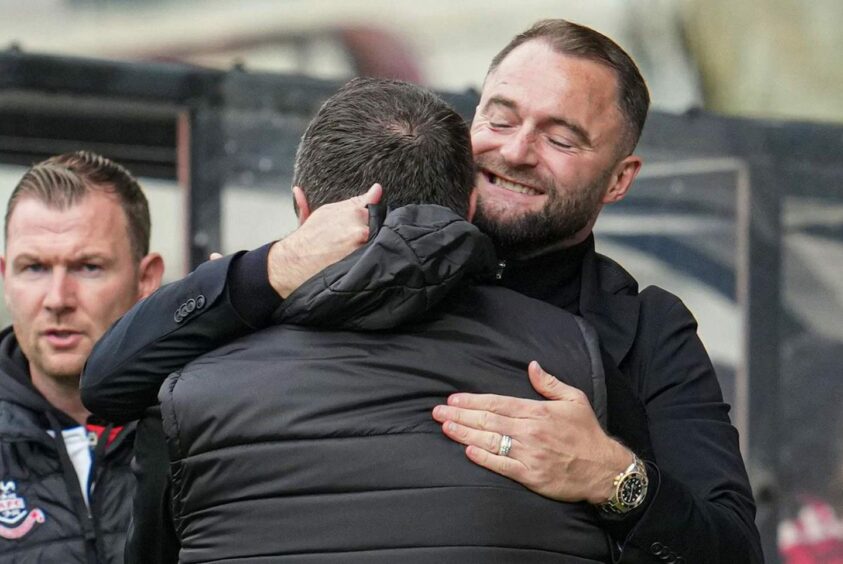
[
  {"x1": 347, "y1": 183, "x2": 383, "y2": 209},
  {"x1": 528, "y1": 360, "x2": 583, "y2": 402},
  {"x1": 363, "y1": 183, "x2": 383, "y2": 205},
  {"x1": 440, "y1": 421, "x2": 527, "y2": 480},
  {"x1": 464, "y1": 445, "x2": 524, "y2": 480},
  {"x1": 433, "y1": 405, "x2": 512, "y2": 432},
  {"x1": 441, "y1": 420, "x2": 517, "y2": 456},
  {"x1": 445, "y1": 391, "x2": 542, "y2": 418},
  {"x1": 208, "y1": 252, "x2": 224, "y2": 261}
]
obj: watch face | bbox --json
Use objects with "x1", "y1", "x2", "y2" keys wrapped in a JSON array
[{"x1": 619, "y1": 473, "x2": 646, "y2": 505}]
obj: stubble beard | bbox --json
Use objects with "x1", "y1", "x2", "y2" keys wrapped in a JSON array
[
  {"x1": 28, "y1": 340, "x2": 86, "y2": 388},
  {"x1": 473, "y1": 157, "x2": 610, "y2": 258}
]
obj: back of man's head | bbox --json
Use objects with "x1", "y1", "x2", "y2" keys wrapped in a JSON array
[
  {"x1": 293, "y1": 77, "x2": 475, "y2": 217},
  {"x1": 5, "y1": 150, "x2": 151, "y2": 262}
]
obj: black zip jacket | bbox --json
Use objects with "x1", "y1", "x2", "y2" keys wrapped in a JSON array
[
  {"x1": 0, "y1": 327, "x2": 134, "y2": 563},
  {"x1": 159, "y1": 205, "x2": 611, "y2": 563}
]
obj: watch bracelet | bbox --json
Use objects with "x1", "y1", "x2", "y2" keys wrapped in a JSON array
[{"x1": 597, "y1": 453, "x2": 648, "y2": 514}]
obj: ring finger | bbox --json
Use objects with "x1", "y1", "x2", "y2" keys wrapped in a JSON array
[{"x1": 443, "y1": 421, "x2": 518, "y2": 458}]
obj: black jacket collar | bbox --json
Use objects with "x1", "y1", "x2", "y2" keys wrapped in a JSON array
[
  {"x1": 578, "y1": 236, "x2": 641, "y2": 367},
  {"x1": 275, "y1": 205, "x2": 496, "y2": 330}
]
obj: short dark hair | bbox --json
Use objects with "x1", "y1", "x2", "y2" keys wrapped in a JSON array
[
  {"x1": 5, "y1": 150, "x2": 151, "y2": 261},
  {"x1": 489, "y1": 19, "x2": 650, "y2": 154},
  {"x1": 293, "y1": 77, "x2": 475, "y2": 217}
]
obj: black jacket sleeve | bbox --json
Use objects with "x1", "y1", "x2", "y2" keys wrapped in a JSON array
[
  {"x1": 613, "y1": 288, "x2": 763, "y2": 563},
  {"x1": 81, "y1": 246, "x2": 280, "y2": 423}
]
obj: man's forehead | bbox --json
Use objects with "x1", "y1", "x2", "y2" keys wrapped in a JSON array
[
  {"x1": 8, "y1": 190, "x2": 121, "y2": 222},
  {"x1": 483, "y1": 42, "x2": 618, "y2": 101},
  {"x1": 479, "y1": 42, "x2": 624, "y2": 142},
  {"x1": 5, "y1": 192, "x2": 129, "y2": 251}
]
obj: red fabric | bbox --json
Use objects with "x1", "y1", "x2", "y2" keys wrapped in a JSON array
[
  {"x1": 85, "y1": 423, "x2": 124, "y2": 447},
  {"x1": 780, "y1": 499, "x2": 843, "y2": 564}
]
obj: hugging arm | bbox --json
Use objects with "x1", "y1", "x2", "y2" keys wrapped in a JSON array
[
  {"x1": 81, "y1": 186, "x2": 380, "y2": 423},
  {"x1": 433, "y1": 290, "x2": 762, "y2": 563},
  {"x1": 81, "y1": 247, "x2": 280, "y2": 423}
]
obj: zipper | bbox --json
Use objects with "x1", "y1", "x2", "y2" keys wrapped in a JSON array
[
  {"x1": 47, "y1": 412, "x2": 102, "y2": 564},
  {"x1": 88, "y1": 423, "x2": 113, "y2": 515},
  {"x1": 495, "y1": 259, "x2": 507, "y2": 281}
]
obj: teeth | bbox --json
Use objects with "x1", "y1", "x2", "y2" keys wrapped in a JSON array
[{"x1": 491, "y1": 175, "x2": 540, "y2": 195}]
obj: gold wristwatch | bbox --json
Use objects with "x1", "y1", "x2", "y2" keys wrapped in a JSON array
[{"x1": 598, "y1": 454, "x2": 648, "y2": 514}]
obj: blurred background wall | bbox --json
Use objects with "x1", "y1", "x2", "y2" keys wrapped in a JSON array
[
  {"x1": 2, "y1": 0, "x2": 840, "y2": 121},
  {"x1": 1, "y1": 0, "x2": 840, "y2": 265}
]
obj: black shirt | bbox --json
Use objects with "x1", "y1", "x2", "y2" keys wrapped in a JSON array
[{"x1": 497, "y1": 238, "x2": 589, "y2": 314}]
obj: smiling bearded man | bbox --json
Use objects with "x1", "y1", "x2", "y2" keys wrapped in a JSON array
[{"x1": 472, "y1": 151, "x2": 612, "y2": 257}]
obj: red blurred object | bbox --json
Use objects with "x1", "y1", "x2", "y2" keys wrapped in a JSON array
[
  {"x1": 780, "y1": 498, "x2": 843, "y2": 564},
  {"x1": 337, "y1": 26, "x2": 424, "y2": 83},
  {"x1": 135, "y1": 25, "x2": 424, "y2": 84}
]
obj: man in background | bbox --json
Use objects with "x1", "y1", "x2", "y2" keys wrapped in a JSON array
[{"x1": 0, "y1": 151, "x2": 163, "y2": 562}]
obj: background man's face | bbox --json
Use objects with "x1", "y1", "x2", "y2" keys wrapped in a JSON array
[
  {"x1": 1, "y1": 190, "x2": 145, "y2": 383},
  {"x1": 470, "y1": 39, "x2": 627, "y2": 253}
]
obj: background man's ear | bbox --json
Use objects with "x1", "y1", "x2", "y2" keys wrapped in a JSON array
[
  {"x1": 0, "y1": 256, "x2": 9, "y2": 312},
  {"x1": 293, "y1": 186, "x2": 311, "y2": 225},
  {"x1": 137, "y1": 253, "x2": 165, "y2": 299}
]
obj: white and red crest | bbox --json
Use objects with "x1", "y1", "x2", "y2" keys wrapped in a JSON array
[{"x1": 0, "y1": 481, "x2": 45, "y2": 540}]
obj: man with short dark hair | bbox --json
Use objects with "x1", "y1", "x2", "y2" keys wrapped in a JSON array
[
  {"x1": 84, "y1": 19, "x2": 762, "y2": 563},
  {"x1": 293, "y1": 78, "x2": 474, "y2": 217},
  {"x1": 430, "y1": 20, "x2": 759, "y2": 562},
  {"x1": 0, "y1": 151, "x2": 163, "y2": 562}
]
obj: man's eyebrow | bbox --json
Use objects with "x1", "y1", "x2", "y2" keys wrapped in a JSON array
[
  {"x1": 482, "y1": 96, "x2": 518, "y2": 112},
  {"x1": 73, "y1": 253, "x2": 106, "y2": 261},
  {"x1": 11, "y1": 253, "x2": 41, "y2": 265},
  {"x1": 69, "y1": 252, "x2": 113, "y2": 265},
  {"x1": 12, "y1": 252, "x2": 109, "y2": 265},
  {"x1": 548, "y1": 117, "x2": 592, "y2": 149}
]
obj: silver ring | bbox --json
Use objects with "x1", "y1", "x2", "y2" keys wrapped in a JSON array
[{"x1": 499, "y1": 434, "x2": 513, "y2": 457}]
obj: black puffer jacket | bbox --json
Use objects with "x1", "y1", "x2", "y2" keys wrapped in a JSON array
[
  {"x1": 160, "y1": 205, "x2": 610, "y2": 563},
  {"x1": 0, "y1": 328, "x2": 135, "y2": 563}
]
